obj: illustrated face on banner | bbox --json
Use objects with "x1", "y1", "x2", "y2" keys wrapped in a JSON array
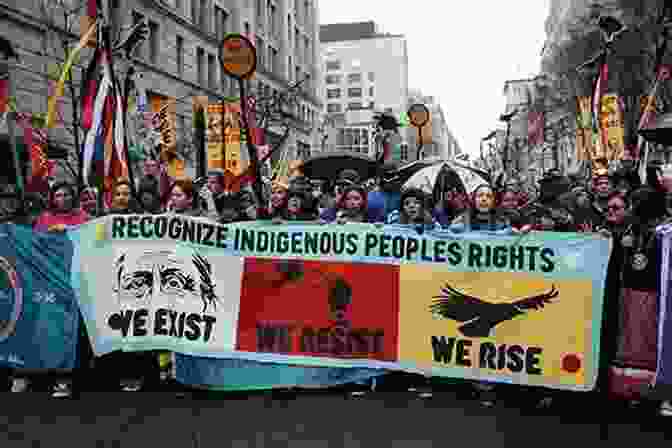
[{"x1": 113, "y1": 249, "x2": 220, "y2": 314}]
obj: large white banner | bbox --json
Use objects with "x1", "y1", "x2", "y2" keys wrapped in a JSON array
[{"x1": 76, "y1": 216, "x2": 244, "y2": 356}]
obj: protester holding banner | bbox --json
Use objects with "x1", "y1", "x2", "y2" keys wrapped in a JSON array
[
  {"x1": 107, "y1": 178, "x2": 137, "y2": 214},
  {"x1": 332, "y1": 184, "x2": 370, "y2": 224},
  {"x1": 386, "y1": 188, "x2": 440, "y2": 230},
  {"x1": 136, "y1": 177, "x2": 163, "y2": 215},
  {"x1": 449, "y1": 184, "x2": 521, "y2": 235},
  {"x1": 266, "y1": 181, "x2": 289, "y2": 219}
]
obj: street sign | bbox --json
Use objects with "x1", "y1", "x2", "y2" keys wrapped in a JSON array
[
  {"x1": 219, "y1": 34, "x2": 257, "y2": 80},
  {"x1": 407, "y1": 103, "x2": 429, "y2": 128}
]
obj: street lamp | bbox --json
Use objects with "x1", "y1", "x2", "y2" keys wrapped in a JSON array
[{"x1": 499, "y1": 109, "x2": 517, "y2": 177}]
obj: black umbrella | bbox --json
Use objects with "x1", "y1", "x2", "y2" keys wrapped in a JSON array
[
  {"x1": 301, "y1": 152, "x2": 381, "y2": 182},
  {"x1": 380, "y1": 160, "x2": 441, "y2": 192}
]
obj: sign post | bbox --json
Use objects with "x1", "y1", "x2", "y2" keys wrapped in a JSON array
[
  {"x1": 407, "y1": 103, "x2": 430, "y2": 160},
  {"x1": 219, "y1": 34, "x2": 260, "y2": 199}
]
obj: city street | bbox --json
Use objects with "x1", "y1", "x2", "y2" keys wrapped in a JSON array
[{"x1": 1, "y1": 388, "x2": 670, "y2": 447}]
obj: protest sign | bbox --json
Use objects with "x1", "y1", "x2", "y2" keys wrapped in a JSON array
[
  {"x1": 76, "y1": 216, "x2": 243, "y2": 356},
  {"x1": 74, "y1": 216, "x2": 610, "y2": 390},
  {"x1": 0, "y1": 225, "x2": 78, "y2": 370}
]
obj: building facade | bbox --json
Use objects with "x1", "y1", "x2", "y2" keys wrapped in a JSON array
[
  {"x1": 318, "y1": 21, "x2": 410, "y2": 163},
  {"x1": 0, "y1": 0, "x2": 322, "y2": 180}
]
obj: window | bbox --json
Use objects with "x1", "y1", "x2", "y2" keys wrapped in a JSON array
[
  {"x1": 347, "y1": 73, "x2": 361, "y2": 83},
  {"x1": 196, "y1": 47, "x2": 205, "y2": 85},
  {"x1": 288, "y1": 14, "x2": 292, "y2": 40},
  {"x1": 256, "y1": 37, "x2": 264, "y2": 69},
  {"x1": 215, "y1": 6, "x2": 229, "y2": 41},
  {"x1": 327, "y1": 103, "x2": 342, "y2": 113},
  {"x1": 348, "y1": 102, "x2": 362, "y2": 110},
  {"x1": 337, "y1": 128, "x2": 369, "y2": 153},
  {"x1": 327, "y1": 88, "x2": 340, "y2": 99},
  {"x1": 369, "y1": 86, "x2": 374, "y2": 97},
  {"x1": 208, "y1": 54, "x2": 216, "y2": 89},
  {"x1": 347, "y1": 87, "x2": 362, "y2": 98},
  {"x1": 200, "y1": 0, "x2": 208, "y2": 31},
  {"x1": 256, "y1": 0, "x2": 263, "y2": 19},
  {"x1": 288, "y1": 56, "x2": 293, "y2": 81},
  {"x1": 149, "y1": 21, "x2": 159, "y2": 64},
  {"x1": 295, "y1": 66, "x2": 300, "y2": 83},
  {"x1": 368, "y1": 72, "x2": 375, "y2": 82},
  {"x1": 325, "y1": 74, "x2": 341, "y2": 84},
  {"x1": 297, "y1": 141, "x2": 311, "y2": 160},
  {"x1": 304, "y1": 36, "x2": 309, "y2": 65},
  {"x1": 295, "y1": 28, "x2": 300, "y2": 60},
  {"x1": 369, "y1": 101, "x2": 375, "y2": 109},
  {"x1": 176, "y1": 36, "x2": 184, "y2": 76},
  {"x1": 269, "y1": 2, "x2": 276, "y2": 35},
  {"x1": 271, "y1": 48, "x2": 278, "y2": 74},
  {"x1": 191, "y1": 0, "x2": 198, "y2": 23},
  {"x1": 326, "y1": 60, "x2": 341, "y2": 71},
  {"x1": 400, "y1": 143, "x2": 409, "y2": 161}
]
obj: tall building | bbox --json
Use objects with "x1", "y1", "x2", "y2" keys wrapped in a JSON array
[
  {"x1": 318, "y1": 21, "x2": 409, "y2": 162},
  {"x1": 406, "y1": 89, "x2": 461, "y2": 161},
  {"x1": 0, "y1": 0, "x2": 322, "y2": 180}
]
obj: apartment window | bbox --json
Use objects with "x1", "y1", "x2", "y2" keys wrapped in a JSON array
[
  {"x1": 131, "y1": 12, "x2": 144, "y2": 59},
  {"x1": 295, "y1": 28, "x2": 300, "y2": 59},
  {"x1": 208, "y1": 54, "x2": 216, "y2": 89},
  {"x1": 269, "y1": 2, "x2": 276, "y2": 35},
  {"x1": 176, "y1": 36, "x2": 184, "y2": 76},
  {"x1": 347, "y1": 87, "x2": 362, "y2": 98},
  {"x1": 327, "y1": 103, "x2": 342, "y2": 113},
  {"x1": 288, "y1": 14, "x2": 292, "y2": 40},
  {"x1": 325, "y1": 74, "x2": 341, "y2": 84},
  {"x1": 288, "y1": 56, "x2": 293, "y2": 81},
  {"x1": 149, "y1": 21, "x2": 159, "y2": 64},
  {"x1": 256, "y1": 37, "x2": 264, "y2": 69},
  {"x1": 369, "y1": 101, "x2": 375, "y2": 109},
  {"x1": 295, "y1": 66, "x2": 300, "y2": 83},
  {"x1": 348, "y1": 102, "x2": 362, "y2": 110},
  {"x1": 304, "y1": 0, "x2": 309, "y2": 25},
  {"x1": 304, "y1": 36, "x2": 309, "y2": 65},
  {"x1": 215, "y1": 6, "x2": 229, "y2": 41},
  {"x1": 337, "y1": 128, "x2": 369, "y2": 153},
  {"x1": 368, "y1": 72, "x2": 375, "y2": 82},
  {"x1": 270, "y1": 48, "x2": 278, "y2": 74},
  {"x1": 347, "y1": 73, "x2": 361, "y2": 83},
  {"x1": 244, "y1": 22, "x2": 250, "y2": 37},
  {"x1": 326, "y1": 60, "x2": 341, "y2": 71},
  {"x1": 326, "y1": 88, "x2": 340, "y2": 99},
  {"x1": 400, "y1": 143, "x2": 409, "y2": 161},
  {"x1": 256, "y1": 0, "x2": 263, "y2": 19},
  {"x1": 191, "y1": 0, "x2": 198, "y2": 23},
  {"x1": 369, "y1": 86, "x2": 374, "y2": 97},
  {"x1": 297, "y1": 141, "x2": 311, "y2": 160},
  {"x1": 196, "y1": 47, "x2": 205, "y2": 85}
]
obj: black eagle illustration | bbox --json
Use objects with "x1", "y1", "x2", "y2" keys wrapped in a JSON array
[{"x1": 429, "y1": 284, "x2": 559, "y2": 338}]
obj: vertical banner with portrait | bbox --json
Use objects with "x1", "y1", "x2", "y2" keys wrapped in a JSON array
[{"x1": 575, "y1": 96, "x2": 593, "y2": 161}]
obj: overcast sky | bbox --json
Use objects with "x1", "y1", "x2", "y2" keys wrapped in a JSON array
[{"x1": 319, "y1": 1, "x2": 551, "y2": 157}]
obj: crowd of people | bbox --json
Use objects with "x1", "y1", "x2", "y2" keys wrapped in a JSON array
[{"x1": 0, "y1": 157, "x2": 671, "y2": 417}]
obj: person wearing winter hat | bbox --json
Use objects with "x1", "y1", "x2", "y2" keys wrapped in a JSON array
[
  {"x1": 386, "y1": 188, "x2": 440, "y2": 229},
  {"x1": 332, "y1": 184, "x2": 369, "y2": 224}
]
